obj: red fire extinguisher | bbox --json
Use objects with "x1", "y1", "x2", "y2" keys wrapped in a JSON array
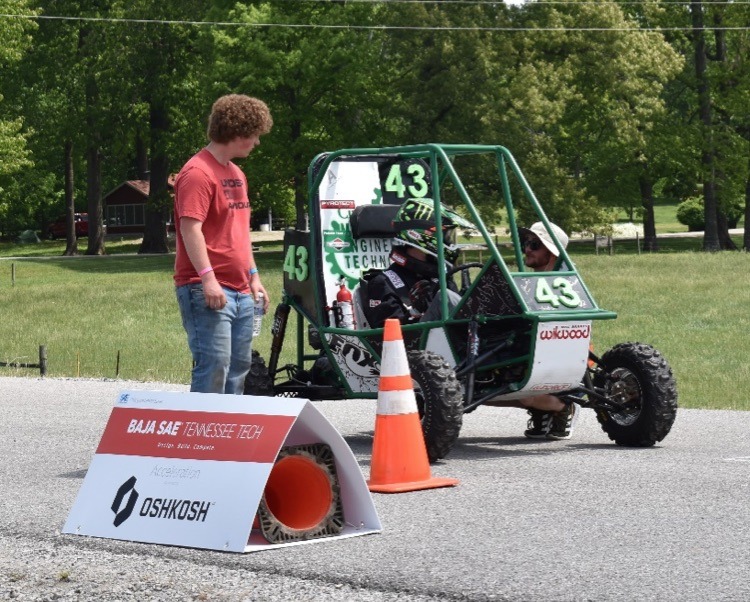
[{"x1": 335, "y1": 279, "x2": 356, "y2": 329}]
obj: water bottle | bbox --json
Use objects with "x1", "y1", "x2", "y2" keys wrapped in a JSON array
[{"x1": 253, "y1": 292, "x2": 264, "y2": 337}]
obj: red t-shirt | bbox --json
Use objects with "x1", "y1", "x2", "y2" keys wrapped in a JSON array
[{"x1": 173, "y1": 149, "x2": 252, "y2": 292}]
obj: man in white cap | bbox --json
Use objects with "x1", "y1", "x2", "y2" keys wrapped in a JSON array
[
  {"x1": 517, "y1": 221, "x2": 577, "y2": 440},
  {"x1": 518, "y1": 221, "x2": 569, "y2": 272}
]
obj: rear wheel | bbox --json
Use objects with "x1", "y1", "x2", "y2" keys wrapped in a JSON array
[
  {"x1": 593, "y1": 342, "x2": 677, "y2": 446},
  {"x1": 244, "y1": 350, "x2": 275, "y2": 396},
  {"x1": 408, "y1": 350, "x2": 463, "y2": 462}
]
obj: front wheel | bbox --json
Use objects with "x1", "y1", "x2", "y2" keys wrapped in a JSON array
[
  {"x1": 243, "y1": 350, "x2": 274, "y2": 396},
  {"x1": 407, "y1": 350, "x2": 463, "y2": 463},
  {"x1": 593, "y1": 342, "x2": 677, "y2": 447}
]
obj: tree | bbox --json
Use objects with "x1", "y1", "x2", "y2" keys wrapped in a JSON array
[
  {"x1": 0, "y1": 2, "x2": 36, "y2": 237},
  {"x1": 93, "y1": 1, "x2": 209, "y2": 254},
  {"x1": 208, "y1": 1, "x2": 393, "y2": 228},
  {"x1": 690, "y1": 1, "x2": 720, "y2": 250},
  {"x1": 0, "y1": 3, "x2": 35, "y2": 176},
  {"x1": 661, "y1": 0, "x2": 749, "y2": 251},
  {"x1": 478, "y1": 1, "x2": 682, "y2": 238},
  {"x1": 14, "y1": 1, "x2": 121, "y2": 255},
  {"x1": 707, "y1": 4, "x2": 750, "y2": 250}
]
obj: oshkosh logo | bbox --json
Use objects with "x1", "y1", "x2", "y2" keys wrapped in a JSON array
[
  {"x1": 110, "y1": 476, "x2": 212, "y2": 526},
  {"x1": 138, "y1": 497, "x2": 211, "y2": 522},
  {"x1": 111, "y1": 476, "x2": 139, "y2": 527}
]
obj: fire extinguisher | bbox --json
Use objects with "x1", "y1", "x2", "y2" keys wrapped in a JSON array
[{"x1": 334, "y1": 278, "x2": 356, "y2": 329}]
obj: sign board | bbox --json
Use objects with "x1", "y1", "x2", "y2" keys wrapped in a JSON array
[{"x1": 63, "y1": 390, "x2": 381, "y2": 553}]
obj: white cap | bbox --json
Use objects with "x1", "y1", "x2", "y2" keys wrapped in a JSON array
[{"x1": 519, "y1": 221, "x2": 569, "y2": 257}]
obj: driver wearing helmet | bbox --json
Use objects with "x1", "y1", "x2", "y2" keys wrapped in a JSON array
[{"x1": 360, "y1": 197, "x2": 474, "y2": 330}]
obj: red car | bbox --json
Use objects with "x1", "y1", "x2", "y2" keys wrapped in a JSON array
[{"x1": 47, "y1": 213, "x2": 89, "y2": 239}]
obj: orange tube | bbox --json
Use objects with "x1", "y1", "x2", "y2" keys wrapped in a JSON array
[{"x1": 263, "y1": 455, "x2": 333, "y2": 530}]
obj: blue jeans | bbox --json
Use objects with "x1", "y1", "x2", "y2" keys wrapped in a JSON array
[{"x1": 176, "y1": 284, "x2": 255, "y2": 394}]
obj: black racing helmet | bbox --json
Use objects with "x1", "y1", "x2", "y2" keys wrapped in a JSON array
[{"x1": 392, "y1": 197, "x2": 476, "y2": 264}]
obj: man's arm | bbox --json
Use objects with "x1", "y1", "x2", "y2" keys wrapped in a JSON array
[{"x1": 180, "y1": 217, "x2": 226, "y2": 310}]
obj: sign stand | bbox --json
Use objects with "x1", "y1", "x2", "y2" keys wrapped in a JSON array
[{"x1": 63, "y1": 390, "x2": 381, "y2": 553}]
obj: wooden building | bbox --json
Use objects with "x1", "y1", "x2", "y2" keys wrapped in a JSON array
[{"x1": 103, "y1": 178, "x2": 175, "y2": 235}]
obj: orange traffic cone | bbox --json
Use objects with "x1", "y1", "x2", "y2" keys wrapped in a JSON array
[{"x1": 367, "y1": 319, "x2": 459, "y2": 493}]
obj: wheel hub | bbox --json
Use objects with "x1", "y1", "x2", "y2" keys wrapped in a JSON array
[{"x1": 606, "y1": 367, "x2": 643, "y2": 426}]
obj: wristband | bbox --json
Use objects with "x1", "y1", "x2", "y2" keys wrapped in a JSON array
[
  {"x1": 198, "y1": 266, "x2": 214, "y2": 277},
  {"x1": 249, "y1": 267, "x2": 259, "y2": 276}
]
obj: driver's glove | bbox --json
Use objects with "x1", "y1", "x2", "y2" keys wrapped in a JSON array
[{"x1": 409, "y1": 279, "x2": 438, "y2": 314}]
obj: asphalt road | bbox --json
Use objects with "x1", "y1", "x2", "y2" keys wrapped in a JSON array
[{"x1": 1, "y1": 376, "x2": 749, "y2": 601}]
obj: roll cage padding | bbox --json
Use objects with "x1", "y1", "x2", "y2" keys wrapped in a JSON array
[{"x1": 349, "y1": 203, "x2": 400, "y2": 239}]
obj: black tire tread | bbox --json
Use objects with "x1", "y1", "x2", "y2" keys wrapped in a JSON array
[
  {"x1": 594, "y1": 342, "x2": 677, "y2": 446},
  {"x1": 243, "y1": 350, "x2": 275, "y2": 396},
  {"x1": 407, "y1": 350, "x2": 463, "y2": 462}
]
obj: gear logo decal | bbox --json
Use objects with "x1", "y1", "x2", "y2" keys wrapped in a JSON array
[
  {"x1": 322, "y1": 220, "x2": 360, "y2": 290},
  {"x1": 111, "y1": 476, "x2": 139, "y2": 527},
  {"x1": 323, "y1": 219, "x2": 392, "y2": 294}
]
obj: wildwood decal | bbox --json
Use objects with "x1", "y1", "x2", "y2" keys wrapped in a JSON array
[{"x1": 539, "y1": 324, "x2": 591, "y2": 341}]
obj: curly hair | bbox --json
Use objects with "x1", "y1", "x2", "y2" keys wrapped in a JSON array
[{"x1": 207, "y1": 94, "x2": 273, "y2": 143}]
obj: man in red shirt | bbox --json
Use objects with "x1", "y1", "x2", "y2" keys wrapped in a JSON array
[{"x1": 174, "y1": 94, "x2": 273, "y2": 394}]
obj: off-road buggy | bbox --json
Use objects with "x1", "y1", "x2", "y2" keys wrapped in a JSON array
[{"x1": 245, "y1": 144, "x2": 678, "y2": 462}]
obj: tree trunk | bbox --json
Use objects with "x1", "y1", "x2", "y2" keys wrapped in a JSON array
[
  {"x1": 639, "y1": 173, "x2": 659, "y2": 252},
  {"x1": 710, "y1": 16, "x2": 736, "y2": 251},
  {"x1": 84, "y1": 64, "x2": 105, "y2": 256},
  {"x1": 135, "y1": 133, "x2": 149, "y2": 180},
  {"x1": 716, "y1": 209, "x2": 737, "y2": 250},
  {"x1": 139, "y1": 154, "x2": 170, "y2": 254},
  {"x1": 744, "y1": 153, "x2": 750, "y2": 251},
  {"x1": 691, "y1": 1, "x2": 720, "y2": 251},
  {"x1": 691, "y1": 2, "x2": 720, "y2": 251},
  {"x1": 85, "y1": 144, "x2": 105, "y2": 255},
  {"x1": 63, "y1": 140, "x2": 78, "y2": 256},
  {"x1": 139, "y1": 104, "x2": 170, "y2": 254}
]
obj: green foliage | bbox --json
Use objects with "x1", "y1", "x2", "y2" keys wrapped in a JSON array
[
  {"x1": 0, "y1": 118, "x2": 32, "y2": 176},
  {"x1": 0, "y1": 1, "x2": 36, "y2": 64},
  {"x1": 0, "y1": 1, "x2": 36, "y2": 179},
  {"x1": 676, "y1": 196, "x2": 705, "y2": 231},
  {"x1": 0, "y1": 1, "x2": 748, "y2": 245},
  {"x1": 677, "y1": 195, "x2": 744, "y2": 231},
  {"x1": 206, "y1": 1, "x2": 395, "y2": 222}
]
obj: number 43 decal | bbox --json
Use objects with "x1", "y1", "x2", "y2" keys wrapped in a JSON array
[
  {"x1": 535, "y1": 277, "x2": 582, "y2": 308},
  {"x1": 384, "y1": 163, "x2": 429, "y2": 199},
  {"x1": 283, "y1": 244, "x2": 309, "y2": 281}
]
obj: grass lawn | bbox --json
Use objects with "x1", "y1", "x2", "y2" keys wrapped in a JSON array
[
  {"x1": 579, "y1": 252, "x2": 750, "y2": 411},
  {"x1": 0, "y1": 240, "x2": 748, "y2": 411},
  {"x1": 652, "y1": 199, "x2": 684, "y2": 233}
]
